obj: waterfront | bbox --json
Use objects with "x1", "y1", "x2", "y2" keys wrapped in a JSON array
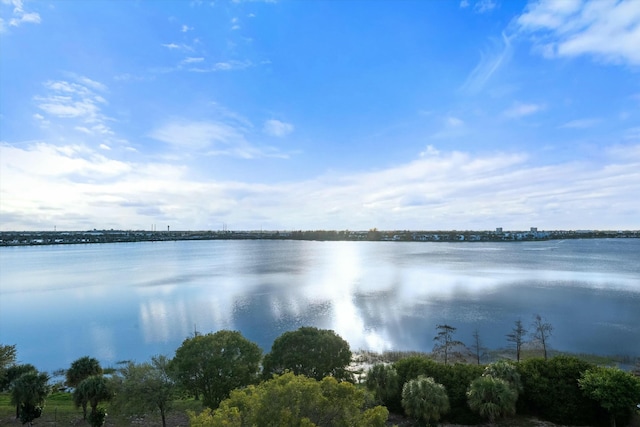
[{"x1": 0, "y1": 239, "x2": 639, "y2": 373}]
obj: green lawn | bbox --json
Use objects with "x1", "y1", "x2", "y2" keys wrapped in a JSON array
[{"x1": 0, "y1": 392, "x2": 203, "y2": 426}]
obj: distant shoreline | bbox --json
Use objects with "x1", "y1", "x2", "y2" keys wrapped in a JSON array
[{"x1": 1, "y1": 229, "x2": 639, "y2": 247}]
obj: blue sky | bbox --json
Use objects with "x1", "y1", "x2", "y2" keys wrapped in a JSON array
[{"x1": 1, "y1": 0, "x2": 639, "y2": 231}]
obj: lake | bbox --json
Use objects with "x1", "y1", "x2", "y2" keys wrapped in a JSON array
[{"x1": 1, "y1": 238, "x2": 639, "y2": 373}]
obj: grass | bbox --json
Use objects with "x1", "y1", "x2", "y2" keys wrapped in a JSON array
[{"x1": 0, "y1": 392, "x2": 204, "y2": 426}]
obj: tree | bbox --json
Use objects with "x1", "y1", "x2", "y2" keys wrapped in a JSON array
[
  {"x1": 365, "y1": 364, "x2": 400, "y2": 410},
  {"x1": 433, "y1": 324, "x2": 465, "y2": 365},
  {"x1": 170, "y1": 330, "x2": 262, "y2": 409},
  {"x1": 0, "y1": 344, "x2": 17, "y2": 386},
  {"x1": 66, "y1": 356, "x2": 102, "y2": 389},
  {"x1": 3, "y1": 364, "x2": 37, "y2": 417},
  {"x1": 401, "y1": 375, "x2": 450, "y2": 424},
  {"x1": 188, "y1": 372, "x2": 388, "y2": 427},
  {"x1": 10, "y1": 370, "x2": 51, "y2": 426},
  {"x1": 483, "y1": 360, "x2": 522, "y2": 395},
  {"x1": 531, "y1": 314, "x2": 553, "y2": 360},
  {"x1": 467, "y1": 376, "x2": 517, "y2": 423},
  {"x1": 506, "y1": 320, "x2": 527, "y2": 362},
  {"x1": 262, "y1": 327, "x2": 353, "y2": 382},
  {"x1": 74, "y1": 375, "x2": 112, "y2": 422},
  {"x1": 112, "y1": 355, "x2": 177, "y2": 427},
  {"x1": 470, "y1": 329, "x2": 487, "y2": 365},
  {"x1": 517, "y1": 356, "x2": 603, "y2": 425},
  {"x1": 579, "y1": 366, "x2": 640, "y2": 427}
]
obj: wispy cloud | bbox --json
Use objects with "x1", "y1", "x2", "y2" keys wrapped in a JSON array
[
  {"x1": 150, "y1": 119, "x2": 288, "y2": 159},
  {"x1": 1, "y1": 0, "x2": 41, "y2": 32},
  {"x1": 2, "y1": 143, "x2": 638, "y2": 230},
  {"x1": 189, "y1": 60, "x2": 254, "y2": 72},
  {"x1": 559, "y1": 118, "x2": 602, "y2": 129},
  {"x1": 474, "y1": 0, "x2": 497, "y2": 14},
  {"x1": 517, "y1": 0, "x2": 640, "y2": 66},
  {"x1": 460, "y1": 31, "x2": 512, "y2": 94},
  {"x1": 503, "y1": 102, "x2": 545, "y2": 118},
  {"x1": 263, "y1": 119, "x2": 294, "y2": 137}
]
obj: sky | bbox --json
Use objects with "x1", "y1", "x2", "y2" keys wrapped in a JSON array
[{"x1": 1, "y1": 0, "x2": 639, "y2": 232}]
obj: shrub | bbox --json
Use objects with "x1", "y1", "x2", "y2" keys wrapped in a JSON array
[{"x1": 401, "y1": 376, "x2": 449, "y2": 424}]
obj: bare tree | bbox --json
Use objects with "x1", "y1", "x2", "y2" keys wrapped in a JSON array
[
  {"x1": 470, "y1": 329, "x2": 487, "y2": 365},
  {"x1": 433, "y1": 324, "x2": 465, "y2": 365},
  {"x1": 532, "y1": 314, "x2": 553, "y2": 360},
  {"x1": 506, "y1": 320, "x2": 527, "y2": 362}
]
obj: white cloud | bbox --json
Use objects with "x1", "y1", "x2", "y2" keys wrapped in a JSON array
[
  {"x1": 461, "y1": 32, "x2": 512, "y2": 94},
  {"x1": 446, "y1": 116, "x2": 464, "y2": 127},
  {"x1": 559, "y1": 118, "x2": 602, "y2": 129},
  {"x1": 1, "y1": 0, "x2": 41, "y2": 32},
  {"x1": 150, "y1": 119, "x2": 288, "y2": 159},
  {"x1": 503, "y1": 102, "x2": 545, "y2": 118},
  {"x1": 460, "y1": 0, "x2": 470, "y2": 9},
  {"x1": 517, "y1": 0, "x2": 640, "y2": 66},
  {"x1": 181, "y1": 24, "x2": 193, "y2": 32},
  {"x1": 182, "y1": 57, "x2": 204, "y2": 64},
  {"x1": 263, "y1": 119, "x2": 294, "y2": 137},
  {"x1": 474, "y1": 0, "x2": 497, "y2": 14},
  {"x1": 3, "y1": 142, "x2": 637, "y2": 231}
]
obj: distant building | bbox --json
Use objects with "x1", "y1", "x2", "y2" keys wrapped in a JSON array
[
  {"x1": 496, "y1": 227, "x2": 503, "y2": 233},
  {"x1": 531, "y1": 227, "x2": 537, "y2": 232}
]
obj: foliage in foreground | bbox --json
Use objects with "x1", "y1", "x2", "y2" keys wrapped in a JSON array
[
  {"x1": 170, "y1": 330, "x2": 262, "y2": 409},
  {"x1": 401, "y1": 375, "x2": 450, "y2": 425},
  {"x1": 189, "y1": 372, "x2": 388, "y2": 427},
  {"x1": 262, "y1": 327, "x2": 353, "y2": 382},
  {"x1": 579, "y1": 366, "x2": 640, "y2": 427},
  {"x1": 467, "y1": 376, "x2": 517, "y2": 423},
  {"x1": 111, "y1": 356, "x2": 177, "y2": 427}
]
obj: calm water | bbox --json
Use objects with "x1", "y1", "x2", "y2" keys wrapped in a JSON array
[{"x1": 1, "y1": 239, "x2": 639, "y2": 373}]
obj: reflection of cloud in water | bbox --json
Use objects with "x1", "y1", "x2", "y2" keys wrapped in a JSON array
[
  {"x1": 90, "y1": 322, "x2": 116, "y2": 362},
  {"x1": 131, "y1": 240, "x2": 640, "y2": 355}
]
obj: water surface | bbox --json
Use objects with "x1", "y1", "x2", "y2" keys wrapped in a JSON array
[{"x1": 1, "y1": 239, "x2": 638, "y2": 372}]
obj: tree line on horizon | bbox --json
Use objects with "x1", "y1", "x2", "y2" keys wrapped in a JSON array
[{"x1": 2, "y1": 321, "x2": 639, "y2": 427}]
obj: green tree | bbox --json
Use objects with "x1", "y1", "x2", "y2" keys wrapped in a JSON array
[
  {"x1": 10, "y1": 370, "x2": 51, "y2": 426},
  {"x1": 74, "y1": 375, "x2": 112, "y2": 422},
  {"x1": 112, "y1": 355, "x2": 177, "y2": 427},
  {"x1": 262, "y1": 327, "x2": 353, "y2": 382},
  {"x1": 189, "y1": 372, "x2": 388, "y2": 427},
  {"x1": 579, "y1": 366, "x2": 640, "y2": 427},
  {"x1": 433, "y1": 324, "x2": 465, "y2": 365},
  {"x1": 483, "y1": 360, "x2": 523, "y2": 395},
  {"x1": 531, "y1": 314, "x2": 553, "y2": 360},
  {"x1": 365, "y1": 364, "x2": 400, "y2": 411},
  {"x1": 467, "y1": 376, "x2": 517, "y2": 423},
  {"x1": 0, "y1": 344, "x2": 17, "y2": 387},
  {"x1": 393, "y1": 355, "x2": 484, "y2": 424},
  {"x1": 401, "y1": 375, "x2": 450, "y2": 425},
  {"x1": 517, "y1": 356, "x2": 603, "y2": 425},
  {"x1": 66, "y1": 356, "x2": 102, "y2": 389},
  {"x1": 170, "y1": 330, "x2": 262, "y2": 409},
  {"x1": 3, "y1": 364, "x2": 37, "y2": 417},
  {"x1": 506, "y1": 320, "x2": 527, "y2": 362}
]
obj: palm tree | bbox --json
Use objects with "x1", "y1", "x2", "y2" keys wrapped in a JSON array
[
  {"x1": 74, "y1": 375, "x2": 112, "y2": 422},
  {"x1": 467, "y1": 376, "x2": 517, "y2": 423},
  {"x1": 401, "y1": 375, "x2": 450, "y2": 424},
  {"x1": 10, "y1": 370, "x2": 51, "y2": 426}
]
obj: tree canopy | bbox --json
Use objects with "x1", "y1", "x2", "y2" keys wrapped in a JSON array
[
  {"x1": 401, "y1": 375, "x2": 450, "y2": 424},
  {"x1": 66, "y1": 356, "x2": 102, "y2": 389},
  {"x1": 262, "y1": 327, "x2": 353, "y2": 382},
  {"x1": 10, "y1": 370, "x2": 51, "y2": 426},
  {"x1": 579, "y1": 366, "x2": 640, "y2": 427},
  {"x1": 189, "y1": 372, "x2": 388, "y2": 427},
  {"x1": 112, "y1": 355, "x2": 177, "y2": 427},
  {"x1": 170, "y1": 330, "x2": 262, "y2": 409}
]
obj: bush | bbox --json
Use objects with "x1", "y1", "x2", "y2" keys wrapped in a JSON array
[
  {"x1": 517, "y1": 356, "x2": 607, "y2": 425},
  {"x1": 365, "y1": 364, "x2": 401, "y2": 412},
  {"x1": 401, "y1": 376, "x2": 449, "y2": 425},
  {"x1": 393, "y1": 356, "x2": 483, "y2": 423},
  {"x1": 467, "y1": 376, "x2": 517, "y2": 422}
]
